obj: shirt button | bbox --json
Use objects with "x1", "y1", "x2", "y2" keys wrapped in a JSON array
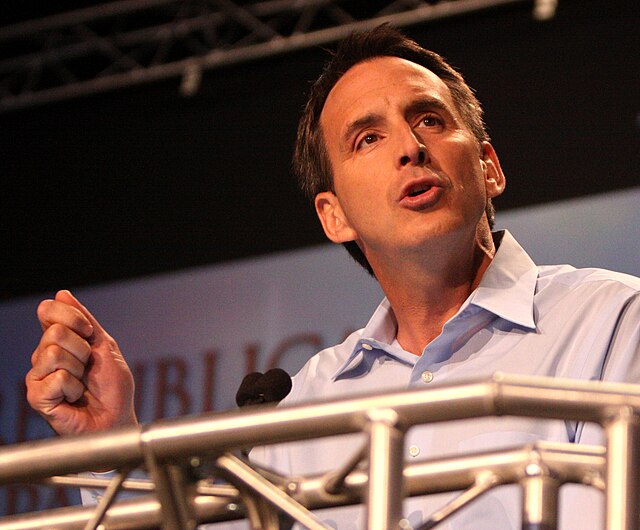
[
  {"x1": 408, "y1": 445, "x2": 420, "y2": 457},
  {"x1": 421, "y1": 370, "x2": 433, "y2": 383},
  {"x1": 362, "y1": 343, "x2": 373, "y2": 350}
]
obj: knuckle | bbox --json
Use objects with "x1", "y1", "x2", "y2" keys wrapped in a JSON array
[
  {"x1": 25, "y1": 374, "x2": 45, "y2": 408},
  {"x1": 47, "y1": 323, "x2": 68, "y2": 343},
  {"x1": 31, "y1": 348, "x2": 40, "y2": 366},
  {"x1": 25, "y1": 372, "x2": 35, "y2": 394},
  {"x1": 25, "y1": 387, "x2": 37, "y2": 408},
  {"x1": 45, "y1": 344, "x2": 67, "y2": 367},
  {"x1": 68, "y1": 312, "x2": 87, "y2": 332},
  {"x1": 106, "y1": 336, "x2": 118, "y2": 350},
  {"x1": 50, "y1": 368, "x2": 71, "y2": 387},
  {"x1": 39, "y1": 344, "x2": 63, "y2": 365}
]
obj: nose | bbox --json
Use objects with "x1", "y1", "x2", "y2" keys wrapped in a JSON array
[
  {"x1": 400, "y1": 149, "x2": 426, "y2": 167},
  {"x1": 398, "y1": 126, "x2": 428, "y2": 168}
]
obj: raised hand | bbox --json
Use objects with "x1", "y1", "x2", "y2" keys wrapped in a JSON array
[{"x1": 26, "y1": 290, "x2": 137, "y2": 436}]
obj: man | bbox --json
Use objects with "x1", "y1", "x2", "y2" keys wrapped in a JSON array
[{"x1": 26, "y1": 25, "x2": 640, "y2": 529}]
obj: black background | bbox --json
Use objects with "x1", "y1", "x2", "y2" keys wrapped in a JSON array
[{"x1": 2, "y1": 0, "x2": 638, "y2": 300}]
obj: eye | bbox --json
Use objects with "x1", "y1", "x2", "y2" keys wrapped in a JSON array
[
  {"x1": 356, "y1": 133, "x2": 379, "y2": 150},
  {"x1": 417, "y1": 114, "x2": 443, "y2": 128}
]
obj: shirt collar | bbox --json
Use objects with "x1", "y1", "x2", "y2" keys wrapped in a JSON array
[
  {"x1": 333, "y1": 230, "x2": 539, "y2": 380},
  {"x1": 333, "y1": 299, "x2": 416, "y2": 380},
  {"x1": 465, "y1": 230, "x2": 538, "y2": 329}
]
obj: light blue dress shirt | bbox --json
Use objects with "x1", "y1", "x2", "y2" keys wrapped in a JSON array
[
  {"x1": 247, "y1": 230, "x2": 640, "y2": 530},
  {"x1": 85, "y1": 231, "x2": 640, "y2": 529}
]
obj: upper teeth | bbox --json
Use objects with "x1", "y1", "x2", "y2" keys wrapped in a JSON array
[{"x1": 409, "y1": 185, "x2": 430, "y2": 197}]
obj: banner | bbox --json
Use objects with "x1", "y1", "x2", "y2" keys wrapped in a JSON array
[{"x1": 1, "y1": 187, "x2": 638, "y2": 515}]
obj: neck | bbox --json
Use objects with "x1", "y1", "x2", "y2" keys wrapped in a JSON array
[{"x1": 370, "y1": 228, "x2": 496, "y2": 356}]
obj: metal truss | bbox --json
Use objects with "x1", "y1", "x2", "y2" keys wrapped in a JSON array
[
  {"x1": 0, "y1": 373, "x2": 637, "y2": 530},
  {"x1": 0, "y1": 0, "x2": 557, "y2": 113}
]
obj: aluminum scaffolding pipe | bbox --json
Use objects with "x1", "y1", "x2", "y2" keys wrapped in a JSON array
[
  {"x1": 2, "y1": 374, "x2": 640, "y2": 484},
  {"x1": 0, "y1": 441, "x2": 607, "y2": 529},
  {"x1": 0, "y1": 374, "x2": 638, "y2": 529}
]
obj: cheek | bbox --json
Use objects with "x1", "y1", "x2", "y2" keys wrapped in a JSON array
[
  {"x1": 336, "y1": 160, "x2": 386, "y2": 203},
  {"x1": 343, "y1": 187, "x2": 383, "y2": 221},
  {"x1": 451, "y1": 152, "x2": 485, "y2": 190},
  {"x1": 335, "y1": 176, "x2": 393, "y2": 231}
]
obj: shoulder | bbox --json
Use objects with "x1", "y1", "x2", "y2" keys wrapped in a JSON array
[
  {"x1": 532, "y1": 265, "x2": 640, "y2": 340},
  {"x1": 536, "y1": 264, "x2": 640, "y2": 299},
  {"x1": 279, "y1": 328, "x2": 364, "y2": 406}
]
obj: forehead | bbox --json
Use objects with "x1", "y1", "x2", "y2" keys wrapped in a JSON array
[{"x1": 320, "y1": 56, "x2": 455, "y2": 138}]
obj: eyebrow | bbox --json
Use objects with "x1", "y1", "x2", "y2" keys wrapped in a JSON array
[
  {"x1": 404, "y1": 96, "x2": 453, "y2": 120},
  {"x1": 341, "y1": 112, "x2": 384, "y2": 149}
]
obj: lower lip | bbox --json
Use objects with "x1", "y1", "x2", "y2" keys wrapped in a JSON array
[{"x1": 399, "y1": 186, "x2": 444, "y2": 210}]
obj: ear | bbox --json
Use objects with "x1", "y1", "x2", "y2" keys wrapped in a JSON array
[
  {"x1": 314, "y1": 191, "x2": 358, "y2": 244},
  {"x1": 480, "y1": 142, "x2": 506, "y2": 199}
]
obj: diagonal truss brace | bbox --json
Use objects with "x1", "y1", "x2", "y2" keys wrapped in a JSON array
[
  {"x1": 0, "y1": 0, "x2": 556, "y2": 113},
  {"x1": 0, "y1": 373, "x2": 637, "y2": 530}
]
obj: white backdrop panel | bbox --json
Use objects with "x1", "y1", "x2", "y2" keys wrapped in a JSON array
[{"x1": 0, "y1": 187, "x2": 638, "y2": 448}]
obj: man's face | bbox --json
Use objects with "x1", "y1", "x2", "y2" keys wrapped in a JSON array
[{"x1": 315, "y1": 56, "x2": 504, "y2": 267}]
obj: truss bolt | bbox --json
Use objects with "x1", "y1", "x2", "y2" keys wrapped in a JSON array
[
  {"x1": 533, "y1": 0, "x2": 557, "y2": 21},
  {"x1": 525, "y1": 463, "x2": 543, "y2": 476},
  {"x1": 180, "y1": 63, "x2": 202, "y2": 97},
  {"x1": 227, "y1": 502, "x2": 238, "y2": 512}
]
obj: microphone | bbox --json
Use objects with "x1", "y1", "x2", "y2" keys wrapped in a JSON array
[{"x1": 235, "y1": 368, "x2": 292, "y2": 407}]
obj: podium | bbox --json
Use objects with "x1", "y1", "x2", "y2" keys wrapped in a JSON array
[{"x1": 0, "y1": 373, "x2": 638, "y2": 529}]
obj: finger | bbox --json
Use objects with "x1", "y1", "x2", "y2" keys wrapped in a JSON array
[
  {"x1": 26, "y1": 369, "x2": 85, "y2": 412},
  {"x1": 37, "y1": 297, "x2": 94, "y2": 339},
  {"x1": 30, "y1": 344, "x2": 87, "y2": 381},
  {"x1": 55, "y1": 290, "x2": 109, "y2": 343},
  {"x1": 37, "y1": 323, "x2": 93, "y2": 365}
]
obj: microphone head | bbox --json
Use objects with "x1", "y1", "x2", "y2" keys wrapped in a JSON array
[
  {"x1": 235, "y1": 372, "x2": 263, "y2": 407},
  {"x1": 235, "y1": 368, "x2": 292, "y2": 407},
  {"x1": 259, "y1": 368, "x2": 293, "y2": 403}
]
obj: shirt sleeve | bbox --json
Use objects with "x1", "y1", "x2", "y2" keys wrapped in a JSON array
[
  {"x1": 79, "y1": 470, "x2": 117, "y2": 506},
  {"x1": 577, "y1": 292, "x2": 640, "y2": 445},
  {"x1": 562, "y1": 293, "x2": 640, "y2": 529}
]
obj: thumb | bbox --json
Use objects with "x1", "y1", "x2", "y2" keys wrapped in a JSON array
[{"x1": 55, "y1": 290, "x2": 107, "y2": 342}]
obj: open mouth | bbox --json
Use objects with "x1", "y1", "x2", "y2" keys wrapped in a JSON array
[
  {"x1": 407, "y1": 185, "x2": 432, "y2": 198},
  {"x1": 399, "y1": 179, "x2": 443, "y2": 209}
]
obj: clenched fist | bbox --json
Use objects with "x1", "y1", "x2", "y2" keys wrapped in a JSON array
[{"x1": 26, "y1": 290, "x2": 137, "y2": 436}]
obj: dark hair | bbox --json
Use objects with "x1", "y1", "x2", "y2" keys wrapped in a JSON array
[{"x1": 293, "y1": 24, "x2": 493, "y2": 275}]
